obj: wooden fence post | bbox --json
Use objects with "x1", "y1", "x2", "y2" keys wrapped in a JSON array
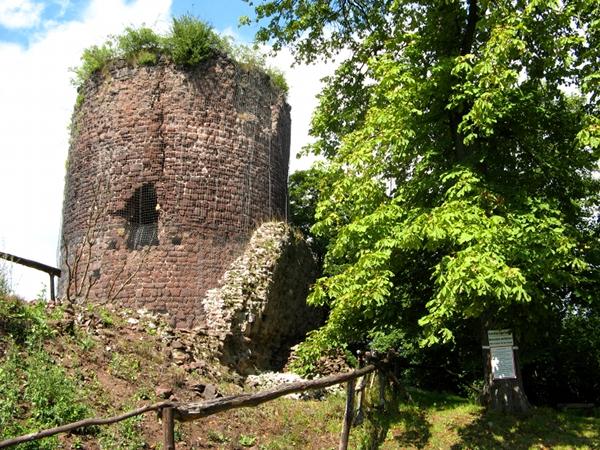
[
  {"x1": 378, "y1": 369, "x2": 386, "y2": 409},
  {"x1": 162, "y1": 407, "x2": 175, "y2": 450},
  {"x1": 49, "y1": 274, "x2": 56, "y2": 301},
  {"x1": 339, "y1": 379, "x2": 356, "y2": 450}
]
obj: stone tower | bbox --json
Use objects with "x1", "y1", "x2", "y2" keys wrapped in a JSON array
[{"x1": 60, "y1": 54, "x2": 291, "y2": 328}]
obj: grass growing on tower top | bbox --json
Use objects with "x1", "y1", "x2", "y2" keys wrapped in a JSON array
[{"x1": 71, "y1": 15, "x2": 288, "y2": 94}]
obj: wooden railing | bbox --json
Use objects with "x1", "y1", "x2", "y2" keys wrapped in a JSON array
[
  {"x1": 0, "y1": 251, "x2": 61, "y2": 300},
  {"x1": 0, "y1": 363, "x2": 385, "y2": 450}
]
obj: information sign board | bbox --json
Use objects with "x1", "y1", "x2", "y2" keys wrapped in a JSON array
[
  {"x1": 490, "y1": 346, "x2": 516, "y2": 379},
  {"x1": 488, "y1": 329, "x2": 514, "y2": 347}
]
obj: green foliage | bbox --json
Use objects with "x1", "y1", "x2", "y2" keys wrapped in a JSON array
[
  {"x1": 524, "y1": 305, "x2": 600, "y2": 405},
  {"x1": 239, "y1": 434, "x2": 257, "y2": 447},
  {"x1": 0, "y1": 346, "x2": 90, "y2": 448},
  {"x1": 0, "y1": 296, "x2": 52, "y2": 345},
  {"x1": 97, "y1": 306, "x2": 116, "y2": 327},
  {"x1": 117, "y1": 26, "x2": 163, "y2": 65},
  {"x1": 168, "y1": 14, "x2": 220, "y2": 67},
  {"x1": 266, "y1": 68, "x2": 288, "y2": 93},
  {"x1": 249, "y1": 0, "x2": 600, "y2": 393},
  {"x1": 98, "y1": 414, "x2": 145, "y2": 450},
  {"x1": 25, "y1": 351, "x2": 90, "y2": 427},
  {"x1": 71, "y1": 42, "x2": 116, "y2": 88},
  {"x1": 109, "y1": 352, "x2": 140, "y2": 382},
  {"x1": 288, "y1": 167, "x2": 330, "y2": 266},
  {"x1": 0, "y1": 296, "x2": 90, "y2": 446},
  {"x1": 0, "y1": 262, "x2": 11, "y2": 297},
  {"x1": 71, "y1": 15, "x2": 288, "y2": 94}
]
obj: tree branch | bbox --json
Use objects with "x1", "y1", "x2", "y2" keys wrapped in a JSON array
[{"x1": 461, "y1": 0, "x2": 479, "y2": 56}]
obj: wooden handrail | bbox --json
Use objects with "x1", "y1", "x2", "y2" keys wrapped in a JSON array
[
  {"x1": 0, "y1": 402, "x2": 175, "y2": 448},
  {"x1": 0, "y1": 252, "x2": 61, "y2": 278},
  {"x1": 0, "y1": 251, "x2": 61, "y2": 300},
  {"x1": 0, "y1": 364, "x2": 379, "y2": 449},
  {"x1": 175, "y1": 364, "x2": 377, "y2": 421}
]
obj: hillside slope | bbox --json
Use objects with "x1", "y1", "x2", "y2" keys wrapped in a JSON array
[{"x1": 1, "y1": 299, "x2": 598, "y2": 449}]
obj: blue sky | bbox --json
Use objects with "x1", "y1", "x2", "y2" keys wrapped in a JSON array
[
  {"x1": 0, "y1": 0, "x2": 334, "y2": 299},
  {"x1": 0, "y1": 0, "x2": 260, "y2": 45}
]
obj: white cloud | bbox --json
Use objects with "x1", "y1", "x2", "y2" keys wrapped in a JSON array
[
  {"x1": 219, "y1": 25, "x2": 241, "y2": 41},
  {"x1": 0, "y1": 0, "x2": 172, "y2": 299},
  {"x1": 0, "y1": 0, "x2": 44, "y2": 29},
  {"x1": 266, "y1": 48, "x2": 345, "y2": 172}
]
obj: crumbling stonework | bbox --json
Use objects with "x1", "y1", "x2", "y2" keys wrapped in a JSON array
[
  {"x1": 60, "y1": 54, "x2": 291, "y2": 328},
  {"x1": 201, "y1": 222, "x2": 322, "y2": 373}
]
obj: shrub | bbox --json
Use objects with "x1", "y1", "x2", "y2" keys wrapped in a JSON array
[
  {"x1": 71, "y1": 43, "x2": 116, "y2": 88},
  {"x1": 117, "y1": 26, "x2": 164, "y2": 65},
  {"x1": 167, "y1": 15, "x2": 220, "y2": 67},
  {"x1": 0, "y1": 296, "x2": 51, "y2": 345}
]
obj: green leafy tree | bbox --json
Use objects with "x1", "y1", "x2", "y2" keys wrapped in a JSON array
[
  {"x1": 247, "y1": 0, "x2": 600, "y2": 411},
  {"x1": 288, "y1": 167, "x2": 330, "y2": 267}
]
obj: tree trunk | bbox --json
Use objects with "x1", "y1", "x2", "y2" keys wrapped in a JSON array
[{"x1": 481, "y1": 326, "x2": 530, "y2": 414}]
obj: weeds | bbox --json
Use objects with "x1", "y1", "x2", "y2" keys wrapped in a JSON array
[
  {"x1": 0, "y1": 296, "x2": 53, "y2": 345},
  {"x1": 71, "y1": 43, "x2": 116, "y2": 88},
  {"x1": 0, "y1": 290, "x2": 91, "y2": 447},
  {"x1": 207, "y1": 430, "x2": 230, "y2": 443},
  {"x1": 71, "y1": 15, "x2": 288, "y2": 94},
  {"x1": 117, "y1": 26, "x2": 163, "y2": 65},
  {"x1": 109, "y1": 352, "x2": 140, "y2": 382},
  {"x1": 98, "y1": 414, "x2": 146, "y2": 450},
  {"x1": 168, "y1": 15, "x2": 221, "y2": 67},
  {"x1": 75, "y1": 330, "x2": 96, "y2": 351},
  {"x1": 0, "y1": 343, "x2": 91, "y2": 448},
  {"x1": 239, "y1": 434, "x2": 257, "y2": 447}
]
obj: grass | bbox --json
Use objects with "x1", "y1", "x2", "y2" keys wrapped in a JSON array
[
  {"x1": 354, "y1": 387, "x2": 600, "y2": 450},
  {"x1": 0, "y1": 297, "x2": 91, "y2": 449}
]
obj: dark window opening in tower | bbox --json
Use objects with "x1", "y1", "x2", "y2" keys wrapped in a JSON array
[{"x1": 119, "y1": 183, "x2": 159, "y2": 250}]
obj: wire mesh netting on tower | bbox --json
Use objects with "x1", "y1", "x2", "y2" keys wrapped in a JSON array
[{"x1": 59, "y1": 54, "x2": 290, "y2": 328}]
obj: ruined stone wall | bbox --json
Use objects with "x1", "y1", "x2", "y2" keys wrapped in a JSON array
[
  {"x1": 201, "y1": 222, "x2": 323, "y2": 373},
  {"x1": 60, "y1": 54, "x2": 291, "y2": 328}
]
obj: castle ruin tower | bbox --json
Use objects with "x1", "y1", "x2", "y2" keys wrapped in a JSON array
[{"x1": 59, "y1": 54, "x2": 291, "y2": 328}]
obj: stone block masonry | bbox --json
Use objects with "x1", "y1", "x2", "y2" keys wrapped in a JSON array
[{"x1": 60, "y1": 53, "x2": 291, "y2": 329}]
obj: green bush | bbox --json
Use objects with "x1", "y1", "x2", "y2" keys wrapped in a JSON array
[
  {"x1": 71, "y1": 43, "x2": 116, "y2": 88},
  {"x1": 0, "y1": 296, "x2": 89, "y2": 447},
  {"x1": 168, "y1": 15, "x2": 220, "y2": 67},
  {"x1": 0, "y1": 297, "x2": 51, "y2": 345},
  {"x1": 117, "y1": 26, "x2": 163, "y2": 65}
]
